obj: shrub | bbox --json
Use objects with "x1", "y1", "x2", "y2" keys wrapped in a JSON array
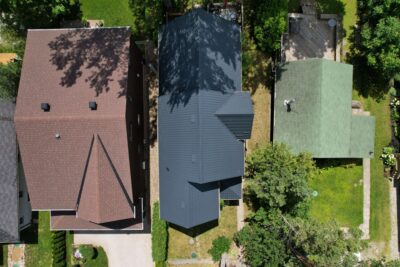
[
  {"x1": 381, "y1": 147, "x2": 397, "y2": 167},
  {"x1": 79, "y1": 245, "x2": 95, "y2": 261},
  {"x1": 151, "y1": 202, "x2": 168, "y2": 263},
  {"x1": 51, "y1": 231, "x2": 66, "y2": 267},
  {"x1": 208, "y1": 236, "x2": 231, "y2": 262}
]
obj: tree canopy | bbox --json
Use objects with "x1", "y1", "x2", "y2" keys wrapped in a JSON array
[
  {"x1": 351, "y1": 0, "x2": 400, "y2": 82},
  {"x1": 129, "y1": 0, "x2": 164, "y2": 41},
  {"x1": 0, "y1": 0, "x2": 82, "y2": 34},
  {"x1": 245, "y1": 143, "x2": 317, "y2": 217},
  {"x1": 244, "y1": 0, "x2": 288, "y2": 54},
  {"x1": 235, "y1": 209, "x2": 364, "y2": 267}
]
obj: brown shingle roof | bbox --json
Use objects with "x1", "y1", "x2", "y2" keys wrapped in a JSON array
[{"x1": 14, "y1": 27, "x2": 135, "y2": 226}]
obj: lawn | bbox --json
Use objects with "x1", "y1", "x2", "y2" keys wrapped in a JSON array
[
  {"x1": 354, "y1": 93, "x2": 392, "y2": 245},
  {"x1": 168, "y1": 205, "x2": 237, "y2": 260},
  {"x1": 309, "y1": 162, "x2": 363, "y2": 228},
  {"x1": 24, "y1": 212, "x2": 53, "y2": 267},
  {"x1": 81, "y1": 0, "x2": 134, "y2": 28}
]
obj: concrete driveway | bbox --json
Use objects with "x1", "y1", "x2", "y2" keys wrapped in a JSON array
[{"x1": 74, "y1": 233, "x2": 153, "y2": 267}]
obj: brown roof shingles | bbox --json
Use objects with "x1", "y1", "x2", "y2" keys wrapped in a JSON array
[{"x1": 14, "y1": 27, "x2": 136, "y2": 228}]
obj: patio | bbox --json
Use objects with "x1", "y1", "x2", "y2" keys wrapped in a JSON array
[{"x1": 282, "y1": 13, "x2": 340, "y2": 62}]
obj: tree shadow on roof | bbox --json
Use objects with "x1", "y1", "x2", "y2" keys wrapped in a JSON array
[
  {"x1": 48, "y1": 28, "x2": 130, "y2": 97},
  {"x1": 159, "y1": 9, "x2": 241, "y2": 111}
]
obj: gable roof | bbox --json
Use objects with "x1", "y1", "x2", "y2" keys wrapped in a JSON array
[
  {"x1": 0, "y1": 100, "x2": 19, "y2": 243},
  {"x1": 14, "y1": 27, "x2": 135, "y2": 226},
  {"x1": 274, "y1": 59, "x2": 375, "y2": 158},
  {"x1": 158, "y1": 9, "x2": 253, "y2": 228}
]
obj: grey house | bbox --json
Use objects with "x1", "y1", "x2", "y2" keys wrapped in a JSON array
[
  {"x1": 0, "y1": 100, "x2": 31, "y2": 243},
  {"x1": 158, "y1": 9, "x2": 253, "y2": 228}
]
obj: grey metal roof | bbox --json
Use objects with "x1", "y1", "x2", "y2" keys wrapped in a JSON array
[
  {"x1": 158, "y1": 9, "x2": 253, "y2": 228},
  {"x1": 220, "y1": 177, "x2": 242, "y2": 200},
  {"x1": 0, "y1": 99, "x2": 19, "y2": 243}
]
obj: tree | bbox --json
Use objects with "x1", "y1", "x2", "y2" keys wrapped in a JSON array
[
  {"x1": 0, "y1": 60, "x2": 22, "y2": 99},
  {"x1": 350, "y1": 0, "x2": 400, "y2": 82},
  {"x1": 208, "y1": 236, "x2": 231, "y2": 262},
  {"x1": 246, "y1": 0, "x2": 288, "y2": 54},
  {"x1": 129, "y1": 0, "x2": 164, "y2": 41},
  {"x1": 234, "y1": 209, "x2": 294, "y2": 266},
  {"x1": 0, "y1": 0, "x2": 82, "y2": 34},
  {"x1": 235, "y1": 209, "x2": 364, "y2": 267},
  {"x1": 245, "y1": 143, "x2": 317, "y2": 217}
]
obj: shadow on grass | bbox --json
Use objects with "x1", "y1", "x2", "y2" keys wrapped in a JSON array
[
  {"x1": 169, "y1": 220, "x2": 218, "y2": 237},
  {"x1": 20, "y1": 211, "x2": 39, "y2": 245},
  {"x1": 315, "y1": 158, "x2": 363, "y2": 169}
]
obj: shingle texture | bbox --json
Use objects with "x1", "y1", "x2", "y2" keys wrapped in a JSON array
[
  {"x1": 0, "y1": 100, "x2": 19, "y2": 243},
  {"x1": 274, "y1": 59, "x2": 375, "y2": 158},
  {"x1": 15, "y1": 27, "x2": 139, "y2": 229},
  {"x1": 158, "y1": 9, "x2": 253, "y2": 228}
]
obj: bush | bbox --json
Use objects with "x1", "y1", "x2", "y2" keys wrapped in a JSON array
[
  {"x1": 79, "y1": 245, "x2": 95, "y2": 261},
  {"x1": 51, "y1": 231, "x2": 66, "y2": 267},
  {"x1": 151, "y1": 202, "x2": 168, "y2": 263},
  {"x1": 208, "y1": 236, "x2": 231, "y2": 262}
]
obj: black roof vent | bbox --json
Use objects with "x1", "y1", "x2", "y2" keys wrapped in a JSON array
[
  {"x1": 41, "y1": 103, "x2": 50, "y2": 112},
  {"x1": 89, "y1": 101, "x2": 97, "y2": 110}
]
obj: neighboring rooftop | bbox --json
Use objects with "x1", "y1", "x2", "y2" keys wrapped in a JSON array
[
  {"x1": 0, "y1": 99, "x2": 19, "y2": 243},
  {"x1": 158, "y1": 9, "x2": 253, "y2": 229},
  {"x1": 273, "y1": 59, "x2": 375, "y2": 158},
  {"x1": 14, "y1": 27, "x2": 142, "y2": 230}
]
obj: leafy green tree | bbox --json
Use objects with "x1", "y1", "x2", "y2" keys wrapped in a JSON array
[
  {"x1": 245, "y1": 143, "x2": 317, "y2": 217},
  {"x1": 129, "y1": 0, "x2": 164, "y2": 41},
  {"x1": 246, "y1": 0, "x2": 288, "y2": 53},
  {"x1": 0, "y1": 60, "x2": 22, "y2": 99},
  {"x1": 0, "y1": 0, "x2": 82, "y2": 34},
  {"x1": 208, "y1": 236, "x2": 231, "y2": 262},
  {"x1": 350, "y1": 0, "x2": 400, "y2": 82},
  {"x1": 234, "y1": 209, "x2": 294, "y2": 266},
  {"x1": 235, "y1": 209, "x2": 364, "y2": 267}
]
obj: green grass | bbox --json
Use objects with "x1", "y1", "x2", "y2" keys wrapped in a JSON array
[
  {"x1": 66, "y1": 231, "x2": 74, "y2": 266},
  {"x1": 81, "y1": 0, "x2": 134, "y2": 28},
  {"x1": 342, "y1": 0, "x2": 357, "y2": 54},
  {"x1": 309, "y1": 163, "x2": 363, "y2": 228},
  {"x1": 24, "y1": 212, "x2": 53, "y2": 267},
  {"x1": 353, "y1": 93, "x2": 392, "y2": 245},
  {"x1": 168, "y1": 205, "x2": 237, "y2": 259}
]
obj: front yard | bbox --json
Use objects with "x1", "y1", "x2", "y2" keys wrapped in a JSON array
[{"x1": 168, "y1": 205, "x2": 237, "y2": 260}]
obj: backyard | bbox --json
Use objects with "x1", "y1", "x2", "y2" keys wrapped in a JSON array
[
  {"x1": 168, "y1": 205, "x2": 237, "y2": 260},
  {"x1": 309, "y1": 161, "x2": 363, "y2": 228}
]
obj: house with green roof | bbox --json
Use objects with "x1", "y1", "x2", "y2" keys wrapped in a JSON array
[{"x1": 273, "y1": 58, "x2": 375, "y2": 158}]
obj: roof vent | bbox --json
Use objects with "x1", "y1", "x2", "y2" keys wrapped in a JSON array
[
  {"x1": 284, "y1": 99, "x2": 295, "y2": 112},
  {"x1": 89, "y1": 101, "x2": 97, "y2": 110},
  {"x1": 41, "y1": 103, "x2": 50, "y2": 112},
  {"x1": 55, "y1": 133, "x2": 61, "y2": 139}
]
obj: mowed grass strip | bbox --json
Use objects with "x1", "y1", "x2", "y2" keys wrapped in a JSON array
[
  {"x1": 81, "y1": 0, "x2": 135, "y2": 28},
  {"x1": 309, "y1": 164, "x2": 363, "y2": 228},
  {"x1": 24, "y1": 212, "x2": 53, "y2": 267}
]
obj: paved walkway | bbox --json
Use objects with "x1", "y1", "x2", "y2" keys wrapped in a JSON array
[
  {"x1": 74, "y1": 233, "x2": 153, "y2": 267},
  {"x1": 8, "y1": 244, "x2": 25, "y2": 267},
  {"x1": 360, "y1": 158, "x2": 371, "y2": 240},
  {"x1": 237, "y1": 199, "x2": 245, "y2": 231},
  {"x1": 389, "y1": 179, "x2": 399, "y2": 259}
]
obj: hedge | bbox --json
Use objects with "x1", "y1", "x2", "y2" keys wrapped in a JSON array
[
  {"x1": 51, "y1": 231, "x2": 66, "y2": 267},
  {"x1": 151, "y1": 202, "x2": 168, "y2": 263}
]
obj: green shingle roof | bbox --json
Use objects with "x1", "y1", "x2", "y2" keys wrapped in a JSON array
[{"x1": 274, "y1": 59, "x2": 375, "y2": 158}]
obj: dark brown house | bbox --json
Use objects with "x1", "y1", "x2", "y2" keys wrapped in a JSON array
[{"x1": 14, "y1": 27, "x2": 145, "y2": 230}]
